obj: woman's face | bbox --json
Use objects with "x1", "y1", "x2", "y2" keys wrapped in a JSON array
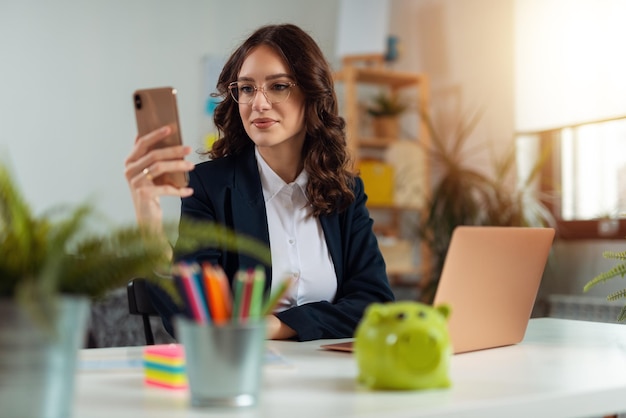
[{"x1": 236, "y1": 45, "x2": 306, "y2": 151}]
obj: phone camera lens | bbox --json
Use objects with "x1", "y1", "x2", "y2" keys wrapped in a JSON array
[{"x1": 134, "y1": 94, "x2": 142, "y2": 110}]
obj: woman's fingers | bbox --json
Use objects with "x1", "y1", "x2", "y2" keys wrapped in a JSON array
[
  {"x1": 128, "y1": 159, "x2": 195, "y2": 188},
  {"x1": 125, "y1": 144, "x2": 192, "y2": 183},
  {"x1": 125, "y1": 125, "x2": 191, "y2": 176},
  {"x1": 126, "y1": 126, "x2": 171, "y2": 163}
]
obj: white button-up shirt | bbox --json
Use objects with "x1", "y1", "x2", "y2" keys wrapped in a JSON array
[{"x1": 255, "y1": 147, "x2": 338, "y2": 312}]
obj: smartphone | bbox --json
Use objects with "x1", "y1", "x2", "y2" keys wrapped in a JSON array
[{"x1": 133, "y1": 86, "x2": 189, "y2": 187}]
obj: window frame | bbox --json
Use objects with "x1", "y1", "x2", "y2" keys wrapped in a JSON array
[{"x1": 530, "y1": 117, "x2": 626, "y2": 240}]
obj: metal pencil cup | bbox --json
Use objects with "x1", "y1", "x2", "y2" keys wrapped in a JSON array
[{"x1": 175, "y1": 318, "x2": 266, "y2": 408}]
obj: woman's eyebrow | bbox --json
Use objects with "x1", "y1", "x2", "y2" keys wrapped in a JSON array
[
  {"x1": 266, "y1": 73, "x2": 294, "y2": 81},
  {"x1": 236, "y1": 73, "x2": 294, "y2": 82}
]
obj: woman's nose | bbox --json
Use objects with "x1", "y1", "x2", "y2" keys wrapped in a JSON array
[{"x1": 250, "y1": 87, "x2": 272, "y2": 111}]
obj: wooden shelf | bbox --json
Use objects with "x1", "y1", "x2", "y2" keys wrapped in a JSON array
[
  {"x1": 334, "y1": 56, "x2": 432, "y2": 290},
  {"x1": 334, "y1": 67, "x2": 427, "y2": 89}
]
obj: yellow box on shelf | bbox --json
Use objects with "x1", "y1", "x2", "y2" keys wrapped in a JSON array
[{"x1": 358, "y1": 160, "x2": 394, "y2": 206}]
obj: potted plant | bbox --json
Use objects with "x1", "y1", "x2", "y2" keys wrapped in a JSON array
[
  {"x1": 583, "y1": 246, "x2": 626, "y2": 321},
  {"x1": 366, "y1": 90, "x2": 408, "y2": 139},
  {"x1": 0, "y1": 161, "x2": 269, "y2": 417},
  {"x1": 416, "y1": 107, "x2": 555, "y2": 303}
]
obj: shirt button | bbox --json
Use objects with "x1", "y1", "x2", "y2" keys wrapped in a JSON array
[{"x1": 288, "y1": 239, "x2": 295, "y2": 245}]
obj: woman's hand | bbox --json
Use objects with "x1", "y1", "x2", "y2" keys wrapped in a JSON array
[
  {"x1": 124, "y1": 126, "x2": 195, "y2": 233},
  {"x1": 265, "y1": 315, "x2": 297, "y2": 340}
]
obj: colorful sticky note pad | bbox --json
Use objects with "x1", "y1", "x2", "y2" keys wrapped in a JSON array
[{"x1": 143, "y1": 344, "x2": 187, "y2": 390}]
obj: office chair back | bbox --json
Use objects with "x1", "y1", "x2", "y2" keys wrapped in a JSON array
[{"x1": 127, "y1": 278, "x2": 159, "y2": 345}]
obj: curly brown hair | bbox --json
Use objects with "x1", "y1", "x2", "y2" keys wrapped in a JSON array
[{"x1": 208, "y1": 24, "x2": 355, "y2": 216}]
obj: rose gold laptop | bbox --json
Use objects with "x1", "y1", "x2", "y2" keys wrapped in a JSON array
[
  {"x1": 433, "y1": 226, "x2": 555, "y2": 353},
  {"x1": 321, "y1": 226, "x2": 555, "y2": 354}
]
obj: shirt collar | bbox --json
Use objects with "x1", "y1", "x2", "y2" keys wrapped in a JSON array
[{"x1": 255, "y1": 146, "x2": 308, "y2": 202}]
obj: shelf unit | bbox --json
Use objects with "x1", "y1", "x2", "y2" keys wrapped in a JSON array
[{"x1": 333, "y1": 55, "x2": 432, "y2": 290}]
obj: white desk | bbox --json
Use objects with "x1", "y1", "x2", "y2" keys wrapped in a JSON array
[{"x1": 74, "y1": 318, "x2": 626, "y2": 418}]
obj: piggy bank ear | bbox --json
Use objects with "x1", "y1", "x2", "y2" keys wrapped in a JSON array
[
  {"x1": 364, "y1": 303, "x2": 386, "y2": 324},
  {"x1": 435, "y1": 304, "x2": 451, "y2": 320}
]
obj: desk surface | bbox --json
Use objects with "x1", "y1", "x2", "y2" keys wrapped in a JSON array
[{"x1": 74, "y1": 318, "x2": 626, "y2": 418}]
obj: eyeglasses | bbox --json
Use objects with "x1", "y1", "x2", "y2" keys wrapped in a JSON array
[{"x1": 228, "y1": 81, "x2": 297, "y2": 105}]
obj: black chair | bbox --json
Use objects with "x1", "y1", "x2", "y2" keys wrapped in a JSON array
[{"x1": 127, "y1": 278, "x2": 159, "y2": 345}]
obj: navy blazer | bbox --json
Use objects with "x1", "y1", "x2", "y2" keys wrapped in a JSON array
[{"x1": 149, "y1": 145, "x2": 394, "y2": 341}]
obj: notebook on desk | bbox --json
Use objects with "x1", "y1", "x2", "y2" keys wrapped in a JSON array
[{"x1": 321, "y1": 226, "x2": 555, "y2": 355}]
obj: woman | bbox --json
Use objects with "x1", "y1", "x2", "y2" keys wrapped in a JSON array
[{"x1": 125, "y1": 24, "x2": 394, "y2": 341}]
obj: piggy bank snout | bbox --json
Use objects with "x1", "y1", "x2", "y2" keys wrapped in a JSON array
[{"x1": 395, "y1": 329, "x2": 446, "y2": 371}]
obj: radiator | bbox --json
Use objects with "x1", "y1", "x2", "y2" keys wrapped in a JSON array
[{"x1": 547, "y1": 294, "x2": 625, "y2": 324}]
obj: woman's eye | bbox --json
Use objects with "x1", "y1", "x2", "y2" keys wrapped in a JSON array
[
  {"x1": 239, "y1": 85, "x2": 255, "y2": 94},
  {"x1": 270, "y1": 83, "x2": 290, "y2": 92}
]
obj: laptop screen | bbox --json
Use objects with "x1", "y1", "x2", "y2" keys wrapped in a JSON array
[{"x1": 433, "y1": 226, "x2": 555, "y2": 354}]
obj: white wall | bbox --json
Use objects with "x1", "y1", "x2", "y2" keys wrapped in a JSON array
[
  {"x1": 205, "y1": 1, "x2": 339, "y2": 66},
  {"x1": 0, "y1": 0, "x2": 339, "y2": 227},
  {"x1": 389, "y1": 0, "x2": 515, "y2": 178}
]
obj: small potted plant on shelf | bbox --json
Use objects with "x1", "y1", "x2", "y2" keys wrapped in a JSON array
[
  {"x1": 0, "y1": 161, "x2": 269, "y2": 418},
  {"x1": 583, "y1": 244, "x2": 626, "y2": 321},
  {"x1": 366, "y1": 90, "x2": 408, "y2": 139}
]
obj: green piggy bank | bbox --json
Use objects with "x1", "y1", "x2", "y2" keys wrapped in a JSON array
[{"x1": 354, "y1": 301, "x2": 452, "y2": 390}]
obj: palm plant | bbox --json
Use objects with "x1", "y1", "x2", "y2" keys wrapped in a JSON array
[{"x1": 417, "y1": 107, "x2": 554, "y2": 302}]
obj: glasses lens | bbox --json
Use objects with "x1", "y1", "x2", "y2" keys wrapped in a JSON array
[
  {"x1": 237, "y1": 83, "x2": 256, "y2": 104},
  {"x1": 265, "y1": 82, "x2": 293, "y2": 103}
]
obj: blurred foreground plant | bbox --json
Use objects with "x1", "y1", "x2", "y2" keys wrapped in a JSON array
[{"x1": 0, "y1": 162, "x2": 270, "y2": 327}]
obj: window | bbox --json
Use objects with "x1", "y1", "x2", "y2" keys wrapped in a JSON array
[{"x1": 528, "y1": 116, "x2": 626, "y2": 239}]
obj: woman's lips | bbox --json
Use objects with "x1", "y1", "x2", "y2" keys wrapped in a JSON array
[{"x1": 252, "y1": 118, "x2": 277, "y2": 129}]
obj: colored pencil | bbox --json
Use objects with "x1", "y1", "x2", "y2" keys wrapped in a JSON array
[
  {"x1": 213, "y1": 265, "x2": 233, "y2": 318},
  {"x1": 202, "y1": 263, "x2": 229, "y2": 325},
  {"x1": 248, "y1": 266, "x2": 266, "y2": 320},
  {"x1": 239, "y1": 269, "x2": 254, "y2": 322},
  {"x1": 177, "y1": 262, "x2": 209, "y2": 323}
]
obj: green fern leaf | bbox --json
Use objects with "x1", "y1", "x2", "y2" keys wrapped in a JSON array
[
  {"x1": 583, "y1": 263, "x2": 626, "y2": 292},
  {"x1": 618, "y1": 305, "x2": 626, "y2": 322},
  {"x1": 603, "y1": 250, "x2": 626, "y2": 261},
  {"x1": 607, "y1": 288, "x2": 626, "y2": 301}
]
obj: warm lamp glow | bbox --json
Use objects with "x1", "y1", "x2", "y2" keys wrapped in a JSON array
[{"x1": 515, "y1": 0, "x2": 626, "y2": 131}]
